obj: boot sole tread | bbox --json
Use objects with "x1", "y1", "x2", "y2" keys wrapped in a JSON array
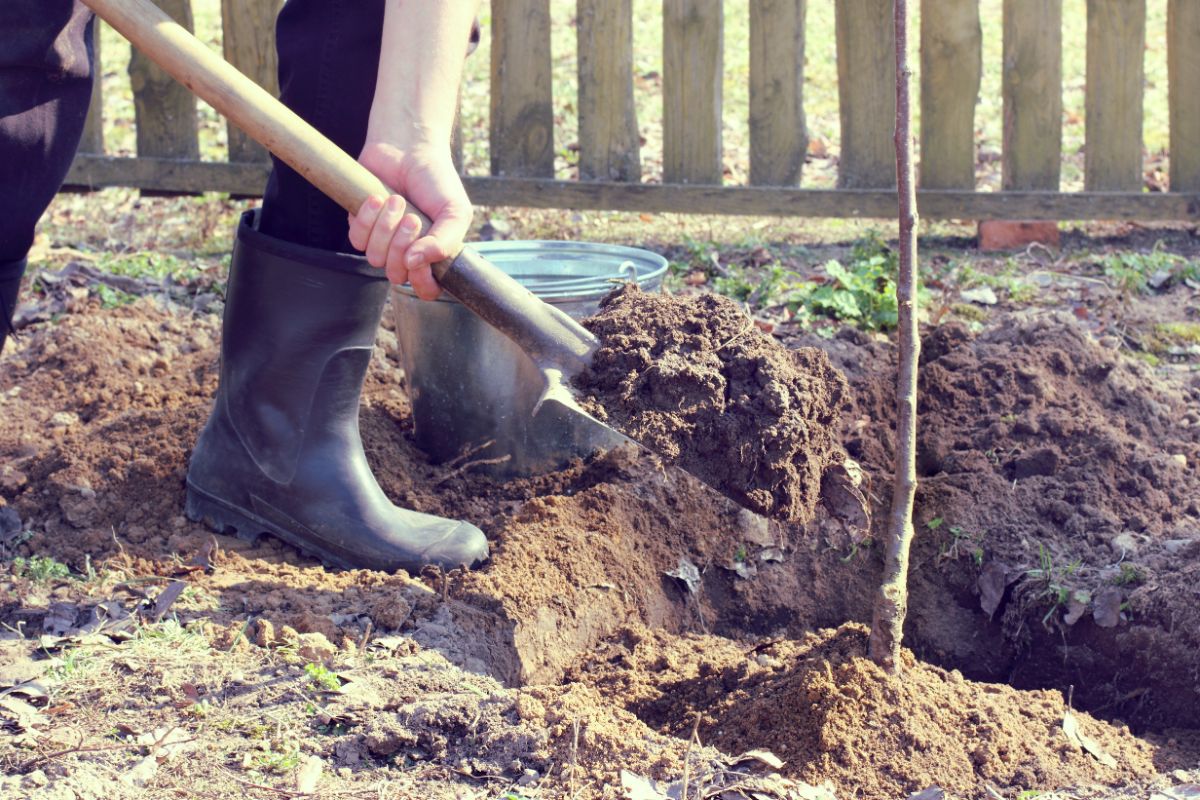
[{"x1": 184, "y1": 482, "x2": 358, "y2": 570}]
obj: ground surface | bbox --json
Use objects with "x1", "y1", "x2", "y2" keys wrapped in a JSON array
[{"x1": 2, "y1": 193, "x2": 1200, "y2": 799}]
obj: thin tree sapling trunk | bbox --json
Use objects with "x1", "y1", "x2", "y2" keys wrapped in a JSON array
[{"x1": 868, "y1": 0, "x2": 921, "y2": 673}]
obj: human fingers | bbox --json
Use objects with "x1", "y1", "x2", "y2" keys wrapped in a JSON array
[
  {"x1": 407, "y1": 261, "x2": 441, "y2": 301},
  {"x1": 364, "y1": 194, "x2": 409, "y2": 268},
  {"x1": 347, "y1": 196, "x2": 385, "y2": 253},
  {"x1": 384, "y1": 213, "x2": 423, "y2": 284}
]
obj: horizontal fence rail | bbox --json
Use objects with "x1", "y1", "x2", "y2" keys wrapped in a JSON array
[{"x1": 65, "y1": 0, "x2": 1200, "y2": 221}]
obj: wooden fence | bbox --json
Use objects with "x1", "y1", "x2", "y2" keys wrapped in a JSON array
[{"x1": 64, "y1": 0, "x2": 1200, "y2": 221}]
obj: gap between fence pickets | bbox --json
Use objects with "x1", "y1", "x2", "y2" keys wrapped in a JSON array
[{"x1": 61, "y1": 156, "x2": 1200, "y2": 222}]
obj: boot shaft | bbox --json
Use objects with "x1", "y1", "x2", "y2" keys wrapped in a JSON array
[
  {"x1": 0, "y1": 258, "x2": 26, "y2": 355},
  {"x1": 218, "y1": 211, "x2": 391, "y2": 482}
]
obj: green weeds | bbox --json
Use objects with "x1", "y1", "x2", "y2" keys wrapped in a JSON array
[
  {"x1": 704, "y1": 232, "x2": 925, "y2": 333},
  {"x1": 12, "y1": 555, "x2": 72, "y2": 582},
  {"x1": 249, "y1": 745, "x2": 301, "y2": 775},
  {"x1": 1026, "y1": 543, "x2": 1083, "y2": 625},
  {"x1": 1114, "y1": 563, "x2": 1143, "y2": 587},
  {"x1": 1099, "y1": 245, "x2": 1200, "y2": 296},
  {"x1": 95, "y1": 251, "x2": 199, "y2": 282},
  {"x1": 303, "y1": 663, "x2": 342, "y2": 692},
  {"x1": 787, "y1": 234, "x2": 903, "y2": 331},
  {"x1": 933, "y1": 522, "x2": 985, "y2": 567}
]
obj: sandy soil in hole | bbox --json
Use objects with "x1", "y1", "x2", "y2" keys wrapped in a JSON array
[{"x1": 1, "y1": 297, "x2": 1199, "y2": 798}]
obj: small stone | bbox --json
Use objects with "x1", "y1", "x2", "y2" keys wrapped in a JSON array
[
  {"x1": 337, "y1": 767, "x2": 352, "y2": 779},
  {"x1": 0, "y1": 465, "x2": 27, "y2": 492},
  {"x1": 1163, "y1": 539, "x2": 1189, "y2": 556},
  {"x1": 252, "y1": 619, "x2": 276, "y2": 648},
  {"x1": 296, "y1": 632, "x2": 337, "y2": 664},
  {"x1": 0, "y1": 506, "x2": 22, "y2": 539},
  {"x1": 229, "y1": 670, "x2": 246, "y2": 684},
  {"x1": 1169, "y1": 453, "x2": 1188, "y2": 469},
  {"x1": 50, "y1": 411, "x2": 79, "y2": 428},
  {"x1": 23, "y1": 769, "x2": 50, "y2": 788},
  {"x1": 961, "y1": 286, "x2": 999, "y2": 305},
  {"x1": 737, "y1": 508, "x2": 772, "y2": 546},
  {"x1": 518, "y1": 768, "x2": 540, "y2": 787}
]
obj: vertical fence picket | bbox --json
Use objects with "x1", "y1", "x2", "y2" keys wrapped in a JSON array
[
  {"x1": 490, "y1": 0, "x2": 554, "y2": 177},
  {"x1": 919, "y1": 0, "x2": 981, "y2": 189},
  {"x1": 577, "y1": 0, "x2": 641, "y2": 181},
  {"x1": 1002, "y1": 0, "x2": 1062, "y2": 190},
  {"x1": 749, "y1": 0, "x2": 807, "y2": 187},
  {"x1": 663, "y1": 0, "x2": 723, "y2": 185},
  {"x1": 129, "y1": 0, "x2": 198, "y2": 160},
  {"x1": 79, "y1": 21, "x2": 104, "y2": 155},
  {"x1": 1168, "y1": 0, "x2": 1200, "y2": 192},
  {"x1": 835, "y1": 0, "x2": 896, "y2": 189},
  {"x1": 1085, "y1": 0, "x2": 1145, "y2": 191},
  {"x1": 221, "y1": 0, "x2": 281, "y2": 163}
]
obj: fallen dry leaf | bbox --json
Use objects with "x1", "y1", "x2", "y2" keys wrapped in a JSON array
[
  {"x1": 978, "y1": 562, "x2": 1014, "y2": 619},
  {"x1": 1063, "y1": 708, "x2": 1118, "y2": 768},
  {"x1": 665, "y1": 558, "x2": 701, "y2": 595},
  {"x1": 1092, "y1": 586, "x2": 1123, "y2": 628},
  {"x1": 295, "y1": 754, "x2": 324, "y2": 793}
]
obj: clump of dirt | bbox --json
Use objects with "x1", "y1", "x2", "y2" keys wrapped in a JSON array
[
  {"x1": 576, "y1": 622, "x2": 1164, "y2": 800},
  {"x1": 576, "y1": 285, "x2": 850, "y2": 522}
]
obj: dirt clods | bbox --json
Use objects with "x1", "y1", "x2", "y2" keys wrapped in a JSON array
[
  {"x1": 577, "y1": 285, "x2": 850, "y2": 522},
  {"x1": 577, "y1": 623, "x2": 1160, "y2": 800}
]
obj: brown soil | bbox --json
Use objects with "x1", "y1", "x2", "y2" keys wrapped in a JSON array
[
  {"x1": 802, "y1": 313, "x2": 1200, "y2": 728},
  {"x1": 573, "y1": 623, "x2": 1162, "y2": 799},
  {"x1": 575, "y1": 284, "x2": 850, "y2": 522},
  {"x1": 3, "y1": 297, "x2": 1200, "y2": 798}
]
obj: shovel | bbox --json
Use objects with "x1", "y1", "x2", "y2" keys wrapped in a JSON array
[{"x1": 79, "y1": 0, "x2": 637, "y2": 463}]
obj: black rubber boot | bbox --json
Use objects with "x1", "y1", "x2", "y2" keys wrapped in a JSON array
[
  {"x1": 186, "y1": 212, "x2": 489, "y2": 573},
  {"x1": 0, "y1": 259, "x2": 26, "y2": 355}
]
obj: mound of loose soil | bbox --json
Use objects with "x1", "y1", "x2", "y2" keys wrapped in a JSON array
[
  {"x1": 807, "y1": 313, "x2": 1200, "y2": 727},
  {"x1": 576, "y1": 285, "x2": 850, "y2": 522},
  {"x1": 575, "y1": 622, "x2": 1162, "y2": 799}
]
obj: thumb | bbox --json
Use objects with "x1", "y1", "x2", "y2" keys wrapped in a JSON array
[{"x1": 406, "y1": 203, "x2": 473, "y2": 269}]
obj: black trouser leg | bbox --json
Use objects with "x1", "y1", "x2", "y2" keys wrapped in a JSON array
[
  {"x1": 0, "y1": 0, "x2": 94, "y2": 352},
  {"x1": 259, "y1": 0, "x2": 385, "y2": 253},
  {"x1": 0, "y1": 1, "x2": 94, "y2": 264}
]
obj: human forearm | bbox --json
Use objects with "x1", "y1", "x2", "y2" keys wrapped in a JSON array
[{"x1": 365, "y1": 0, "x2": 482, "y2": 150}]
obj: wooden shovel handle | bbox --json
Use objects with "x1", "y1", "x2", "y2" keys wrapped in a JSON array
[{"x1": 79, "y1": 0, "x2": 432, "y2": 234}]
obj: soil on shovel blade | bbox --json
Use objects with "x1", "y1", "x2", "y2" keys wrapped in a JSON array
[
  {"x1": 2, "y1": 297, "x2": 1200, "y2": 799},
  {"x1": 575, "y1": 284, "x2": 850, "y2": 523}
]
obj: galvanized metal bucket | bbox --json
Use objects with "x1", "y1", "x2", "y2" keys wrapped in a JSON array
[{"x1": 390, "y1": 240, "x2": 668, "y2": 477}]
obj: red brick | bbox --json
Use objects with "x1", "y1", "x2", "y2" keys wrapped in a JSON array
[{"x1": 977, "y1": 220, "x2": 1061, "y2": 252}]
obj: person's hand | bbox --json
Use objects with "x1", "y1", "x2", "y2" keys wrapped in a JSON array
[{"x1": 347, "y1": 141, "x2": 472, "y2": 300}]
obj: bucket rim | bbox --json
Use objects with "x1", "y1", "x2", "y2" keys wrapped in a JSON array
[{"x1": 391, "y1": 239, "x2": 669, "y2": 304}]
